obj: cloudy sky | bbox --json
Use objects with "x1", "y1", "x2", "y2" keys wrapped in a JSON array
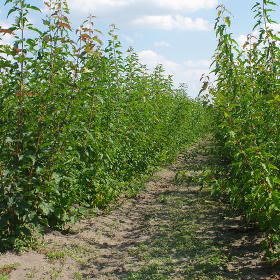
[{"x1": 1, "y1": 0, "x2": 280, "y2": 97}]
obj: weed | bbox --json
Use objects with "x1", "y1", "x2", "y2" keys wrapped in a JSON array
[
  {"x1": 73, "y1": 272, "x2": 83, "y2": 280},
  {"x1": 0, "y1": 263, "x2": 20, "y2": 279}
]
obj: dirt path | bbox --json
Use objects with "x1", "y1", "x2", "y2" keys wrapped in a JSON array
[{"x1": 0, "y1": 141, "x2": 278, "y2": 280}]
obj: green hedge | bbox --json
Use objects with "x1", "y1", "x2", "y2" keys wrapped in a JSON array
[
  {"x1": 205, "y1": 1, "x2": 280, "y2": 264},
  {"x1": 0, "y1": 0, "x2": 211, "y2": 249}
]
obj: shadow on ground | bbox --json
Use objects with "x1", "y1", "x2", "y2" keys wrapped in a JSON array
[{"x1": 80, "y1": 142, "x2": 278, "y2": 280}]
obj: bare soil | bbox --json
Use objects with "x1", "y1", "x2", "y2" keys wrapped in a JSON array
[{"x1": 0, "y1": 141, "x2": 279, "y2": 280}]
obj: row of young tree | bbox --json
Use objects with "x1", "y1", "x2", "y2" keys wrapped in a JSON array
[
  {"x1": 0, "y1": 0, "x2": 211, "y2": 248},
  {"x1": 204, "y1": 0, "x2": 280, "y2": 264}
]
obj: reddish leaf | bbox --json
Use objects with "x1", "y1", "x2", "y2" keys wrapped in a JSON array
[
  {"x1": 0, "y1": 29, "x2": 14, "y2": 35},
  {"x1": 80, "y1": 34, "x2": 91, "y2": 41},
  {"x1": 58, "y1": 22, "x2": 71, "y2": 30},
  {"x1": 13, "y1": 47, "x2": 22, "y2": 53}
]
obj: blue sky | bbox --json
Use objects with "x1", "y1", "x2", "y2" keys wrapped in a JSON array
[{"x1": 1, "y1": 0, "x2": 280, "y2": 97}]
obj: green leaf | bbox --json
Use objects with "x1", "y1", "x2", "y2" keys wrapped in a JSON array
[
  {"x1": 266, "y1": 1, "x2": 277, "y2": 5},
  {"x1": 28, "y1": 27, "x2": 42, "y2": 35},
  {"x1": 266, "y1": 177, "x2": 273, "y2": 188},
  {"x1": 27, "y1": 5, "x2": 41, "y2": 12},
  {"x1": 224, "y1": 16, "x2": 231, "y2": 27},
  {"x1": 271, "y1": 193, "x2": 280, "y2": 210},
  {"x1": 7, "y1": 7, "x2": 18, "y2": 17},
  {"x1": 39, "y1": 202, "x2": 53, "y2": 216},
  {"x1": 4, "y1": 0, "x2": 13, "y2": 5},
  {"x1": 267, "y1": 164, "x2": 279, "y2": 171},
  {"x1": 29, "y1": 155, "x2": 36, "y2": 166},
  {"x1": 5, "y1": 137, "x2": 13, "y2": 143}
]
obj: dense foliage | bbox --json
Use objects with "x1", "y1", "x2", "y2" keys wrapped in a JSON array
[
  {"x1": 0, "y1": 0, "x2": 210, "y2": 248},
  {"x1": 204, "y1": 0, "x2": 280, "y2": 264}
]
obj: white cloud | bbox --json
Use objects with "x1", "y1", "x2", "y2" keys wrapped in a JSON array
[
  {"x1": 0, "y1": 22, "x2": 9, "y2": 29},
  {"x1": 0, "y1": 22, "x2": 13, "y2": 46},
  {"x1": 237, "y1": 30, "x2": 258, "y2": 48},
  {"x1": 184, "y1": 59, "x2": 211, "y2": 68},
  {"x1": 67, "y1": 0, "x2": 218, "y2": 16},
  {"x1": 121, "y1": 34, "x2": 135, "y2": 43},
  {"x1": 133, "y1": 15, "x2": 210, "y2": 31},
  {"x1": 269, "y1": 23, "x2": 280, "y2": 33},
  {"x1": 152, "y1": 0, "x2": 218, "y2": 12},
  {"x1": 138, "y1": 50, "x2": 210, "y2": 97},
  {"x1": 154, "y1": 41, "x2": 170, "y2": 47},
  {"x1": 179, "y1": 60, "x2": 211, "y2": 96},
  {"x1": 69, "y1": 0, "x2": 131, "y2": 13},
  {"x1": 0, "y1": 23, "x2": 13, "y2": 60},
  {"x1": 237, "y1": 34, "x2": 249, "y2": 47},
  {"x1": 237, "y1": 24, "x2": 280, "y2": 49},
  {"x1": 1, "y1": 35, "x2": 13, "y2": 46},
  {"x1": 138, "y1": 50, "x2": 181, "y2": 73}
]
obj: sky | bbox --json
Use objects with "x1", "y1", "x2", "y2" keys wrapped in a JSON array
[{"x1": 1, "y1": 0, "x2": 280, "y2": 97}]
